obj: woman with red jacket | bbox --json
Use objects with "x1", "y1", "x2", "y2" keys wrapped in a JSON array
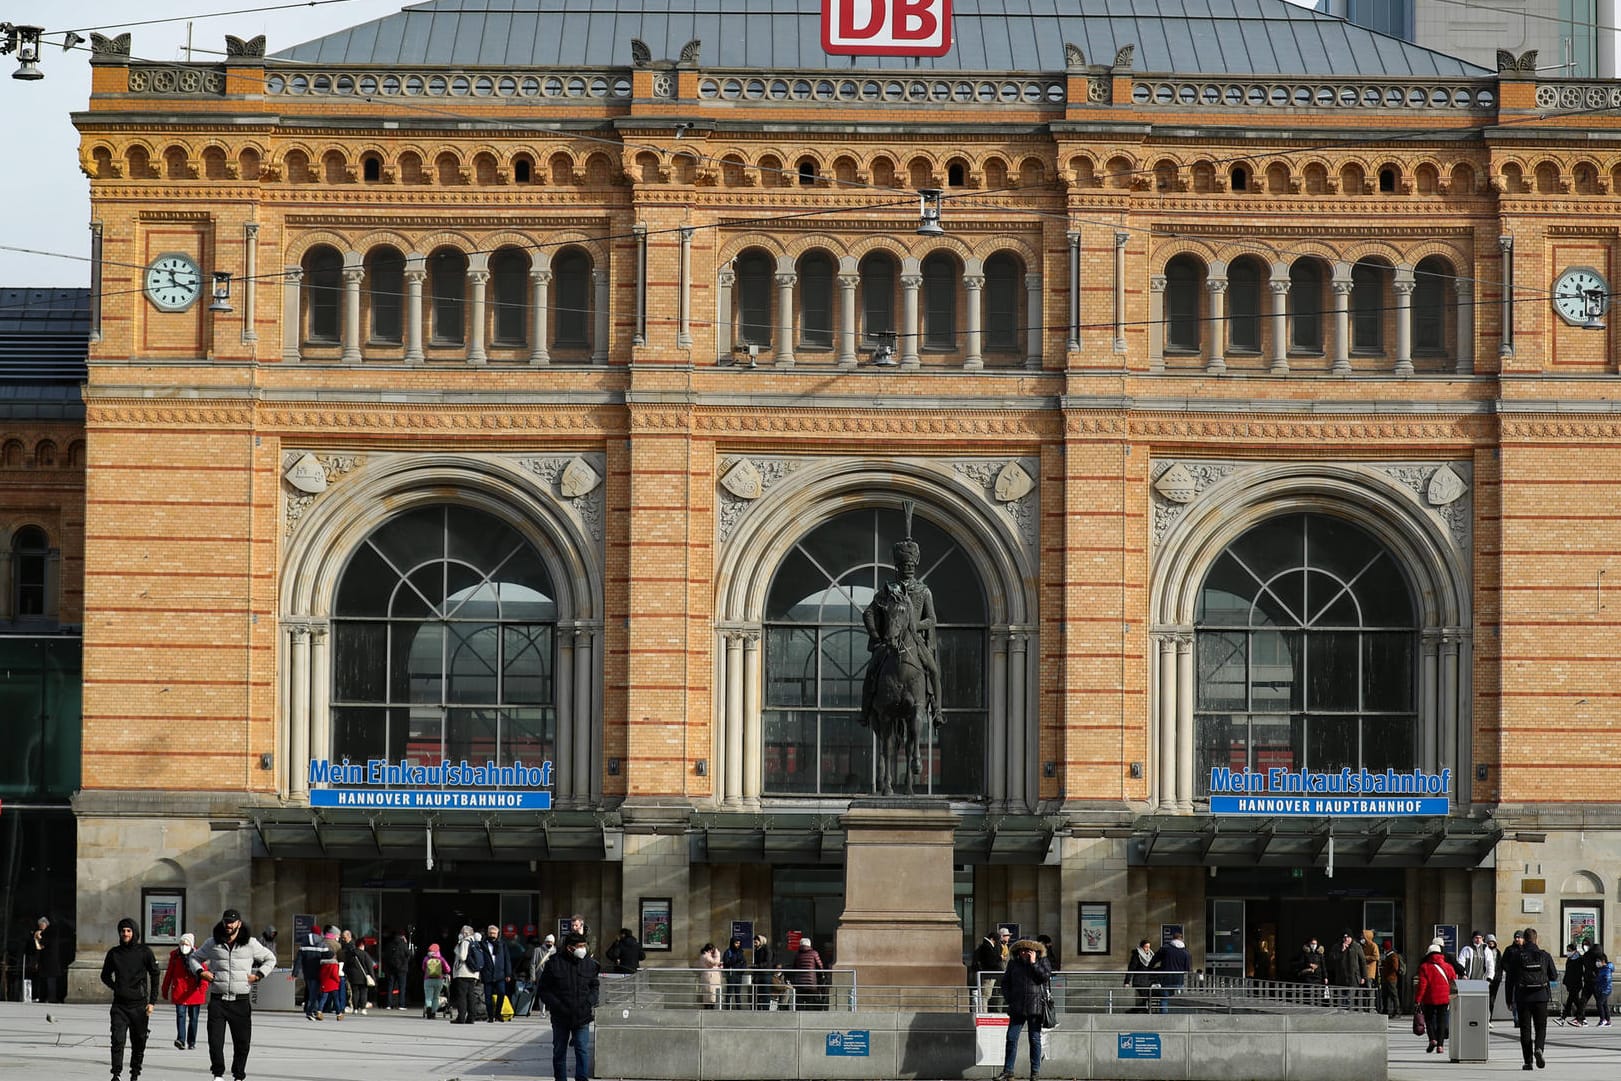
[
  {"x1": 159, "y1": 932, "x2": 209, "y2": 1051},
  {"x1": 1414, "y1": 943, "x2": 1459, "y2": 1054}
]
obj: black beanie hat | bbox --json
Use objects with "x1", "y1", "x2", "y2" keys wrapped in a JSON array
[{"x1": 117, "y1": 917, "x2": 138, "y2": 937}]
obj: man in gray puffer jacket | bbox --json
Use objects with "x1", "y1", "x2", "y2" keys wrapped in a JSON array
[{"x1": 197, "y1": 908, "x2": 275, "y2": 1081}]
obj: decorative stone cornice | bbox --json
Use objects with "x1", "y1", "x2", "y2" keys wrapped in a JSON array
[{"x1": 692, "y1": 409, "x2": 1053, "y2": 438}]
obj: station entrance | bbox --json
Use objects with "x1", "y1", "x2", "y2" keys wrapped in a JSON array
[{"x1": 1206, "y1": 867, "x2": 1406, "y2": 979}]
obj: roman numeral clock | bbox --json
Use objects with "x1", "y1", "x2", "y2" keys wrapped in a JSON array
[{"x1": 144, "y1": 252, "x2": 203, "y2": 312}]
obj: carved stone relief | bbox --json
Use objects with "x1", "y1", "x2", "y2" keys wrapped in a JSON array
[
  {"x1": 282, "y1": 451, "x2": 364, "y2": 535},
  {"x1": 1149, "y1": 460, "x2": 1238, "y2": 545},
  {"x1": 717, "y1": 456, "x2": 800, "y2": 542},
  {"x1": 954, "y1": 458, "x2": 1039, "y2": 549},
  {"x1": 519, "y1": 454, "x2": 607, "y2": 543},
  {"x1": 1382, "y1": 462, "x2": 1473, "y2": 553}
]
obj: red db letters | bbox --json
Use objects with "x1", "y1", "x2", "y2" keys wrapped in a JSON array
[{"x1": 822, "y1": 0, "x2": 953, "y2": 57}]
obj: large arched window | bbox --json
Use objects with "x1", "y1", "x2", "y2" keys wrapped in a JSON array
[
  {"x1": 330, "y1": 505, "x2": 558, "y2": 774},
  {"x1": 736, "y1": 251, "x2": 773, "y2": 347},
  {"x1": 553, "y1": 248, "x2": 591, "y2": 349},
  {"x1": 1289, "y1": 260, "x2": 1325, "y2": 352},
  {"x1": 303, "y1": 246, "x2": 343, "y2": 343},
  {"x1": 984, "y1": 253, "x2": 1021, "y2": 352},
  {"x1": 490, "y1": 247, "x2": 530, "y2": 346},
  {"x1": 1228, "y1": 259, "x2": 1262, "y2": 353},
  {"x1": 366, "y1": 247, "x2": 405, "y2": 344},
  {"x1": 922, "y1": 252, "x2": 956, "y2": 348},
  {"x1": 1350, "y1": 262, "x2": 1388, "y2": 352},
  {"x1": 1413, "y1": 256, "x2": 1452, "y2": 353},
  {"x1": 798, "y1": 252, "x2": 834, "y2": 348},
  {"x1": 1164, "y1": 256, "x2": 1203, "y2": 352},
  {"x1": 11, "y1": 525, "x2": 49, "y2": 618},
  {"x1": 762, "y1": 508, "x2": 988, "y2": 796},
  {"x1": 859, "y1": 253, "x2": 896, "y2": 345},
  {"x1": 1194, "y1": 513, "x2": 1417, "y2": 795},
  {"x1": 428, "y1": 249, "x2": 467, "y2": 345}
]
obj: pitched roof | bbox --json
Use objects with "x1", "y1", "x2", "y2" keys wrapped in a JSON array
[
  {"x1": 0, "y1": 288, "x2": 91, "y2": 388},
  {"x1": 274, "y1": 0, "x2": 1489, "y2": 77}
]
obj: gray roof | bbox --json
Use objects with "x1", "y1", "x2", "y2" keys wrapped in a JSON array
[
  {"x1": 0, "y1": 288, "x2": 89, "y2": 386},
  {"x1": 274, "y1": 0, "x2": 1489, "y2": 77}
]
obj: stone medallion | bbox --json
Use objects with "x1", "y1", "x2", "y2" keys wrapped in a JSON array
[
  {"x1": 720, "y1": 458, "x2": 764, "y2": 499},
  {"x1": 994, "y1": 461, "x2": 1034, "y2": 502},
  {"x1": 284, "y1": 452, "x2": 327, "y2": 494},
  {"x1": 1426, "y1": 465, "x2": 1467, "y2": 506},
  {"x1": 559, "y1": 456, "x2": 602, "y2": 498},
  {"x1": 1153, "y1": 462, "x2": 1198, "y2": 504}
]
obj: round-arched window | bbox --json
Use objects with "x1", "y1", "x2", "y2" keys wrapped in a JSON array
[
  {"x1": 1194, "y1": 513, "x2": 1418, "y2": 795},
  {"x1": 330, "y1": 505, "x2": 558, "y2": 773},
  {"x1": 763, "y1": 507, "x2": 988, "y2": 796}
]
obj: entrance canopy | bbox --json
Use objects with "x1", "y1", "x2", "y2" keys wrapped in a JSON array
[
  {"x1": 1129, "y1": 814, "x2": 1500, "y2": 869},
  {"x1": 247, "y1": 807, "x2": 614, "y2": 861}
]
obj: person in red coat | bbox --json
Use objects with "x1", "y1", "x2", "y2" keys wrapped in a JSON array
[
  {"x1": 1414, "y1": 943, "x2": 1459, "y2": 1055},
  {"x1": 159, "y1": 933, "x2": 209, "y2": 1051}
]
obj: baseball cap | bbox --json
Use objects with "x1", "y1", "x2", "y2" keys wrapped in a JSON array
[{"x1": 222, "y1": 908, "x2": 242, "y2": 923}]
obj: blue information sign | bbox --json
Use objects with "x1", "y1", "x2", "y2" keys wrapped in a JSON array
[
  {"x1": 1208, "y1": 768, "x2": 1450, "y2": 816},
  {"x1": 309, "y1": 789, "x2": 552, "y2": 810},
  {"x1": 826, "y1": 1030, "x2": 870, "y2": 1057},
  {"x1": 1210, "y1": 795, "x2": 1448, "y2": 816},
  {"x1": 1118, "y1": 1033, "x2": 1162, "y2": 1060},
  {"x1": 731, "y1": 920, "x2": 754, "y2": 947},
  {"x1": 1434, "y1": 924, "x2": 1458, "y2": 958}
]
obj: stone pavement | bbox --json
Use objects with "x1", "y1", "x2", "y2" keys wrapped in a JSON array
[{"x1": 7, "y1": 1001, "x2": 1621, "y2": 1080}]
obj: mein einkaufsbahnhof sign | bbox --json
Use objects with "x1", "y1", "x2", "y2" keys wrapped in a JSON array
[
  {"x1": 306, "y1": 758, "x2": 554, "y2": 810},
  {"x1": 1208, "y1": 767, "x2": 1451, "y2": 816}
]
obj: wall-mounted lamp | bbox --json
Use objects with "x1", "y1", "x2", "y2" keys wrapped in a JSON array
[
  {"x1": 258, "y1": 752, "x2": 274, "y2": 771},
  {"x1": 694, "y1": 759, "x2": 707, "y2": 777},
  {"x1": 1129, "y1": 761, "x2": 1143, "y2": 779},
  {"x1": 1581, "y1": 287, "x2": 1607, "y2": 330},
  {"x1": 608, "y1": 757, "x2": 620, "y2": 776},
  {"x1": 1475, "y1": 763, "x2": 1489, "y2": 781},
  {"x1": 731, "y1": 343, "x2": 759, "y2": 368},
  {"x1": 209, "y1": 271, "x2": 234, "y2": 314},
  {"x1": 1, "y1": 24, "x2": 46, "y2": 81},
  {"x1": 916, "y1": 187, "x2": 945, "y2": 237},
  {"x1": 870, "y1": 330, "x2": 897, "y2": 367},
  {"x1": 673, "y1": 122, "x2": 692, "y2": 139},
  {"x1": 1042, "y1": 761, "x2": 1056, "y2": 778}
]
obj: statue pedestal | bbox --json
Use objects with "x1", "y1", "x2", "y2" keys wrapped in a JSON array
[{"x1": 834, "y1": 800, "x2": 965, "y2": 1004}]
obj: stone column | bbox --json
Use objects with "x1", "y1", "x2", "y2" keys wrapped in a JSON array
[
  {"x1": 1440, "y1": 634, "x2": 1461, "y2": 786},
  {"x1": 529, "y1": 268, "x2": 552, "y2": 364},
  {"x1": 1009, "y1": 631, "x2": 1029, "y2": 809},
  {"x1": 724, "y1": 632, "x2": 745, "y2": 806},
  {"x1": 1268, "y1": 279, "x2": 1290, "y2": 374},
  {"x1": 1113, "y1": 231, "x2": 1129, "y2": 354},
  {"x1": 467, "y1": 268, "x2": 490, "y2": 364},
  {"x1": 716, "y1": 267, "x2": 735, "y2": 362},
  {"x1": 1331, "y1": 278, "x2": 1353, "y2": 374},
  {"x1": 1148, "y1": 275, "x2": 1167, "y2": 372},
  {"x1": 742, "y1": 631, "x2": 762, "y2": 801},
  {"x1": 1156, "y1": 633, "x2": 1177, "y2": 807},
  {"x1": 963, "y1": 274, "x2": 985, "y2": 370},
  {"x1": 341, "y1": 265, "x2": 364, "y2": 364},
  {"x1": 1175, "y1": 633, "x2": 1195, "y2": 811},
  {"x1": 288, "y1": 625, "x2": 310, "y2": 797},
  {"x1": 678, "y1": 227, "x2": 694, "y2": 348},
  {"x1": 403, "y1": 254, "x2": 426, "y2": 364},
  {"x1": 633, "y1": 223, "x2": 648, "y2": 346},
  {"x1": 242, "y1": 223, "x2": 259, "y2": 344},
  {"x1": 1420, "y1": 630, "x2": 1440, "y2": 773},
  {"x1": 556, "y1": 628, "x2": 576, "y2": 801},
  {"x1": 1393, "y1": 272, "x2": 1416, "y2": 375},
  {"x1": 310, "y1": 625, "x2": 330, "y2": 774},
  {"x1": 1206, "y1": 277, "x2": 1228, "y2": 373},
  {"x1": 836, "y1": 273, "x2": 859, "y2": 368},
  {"x1": 901, "y1": 273, "x2": 923, "y2": 368},
  {"x1": 988, "y1": 629, "x2": 1009, "y2": 805},
  {"x1": 1454, "y1": 279, "x2": 1474, "y2": 374},
  {"x1": 1066, "y1": 230, "x2": 1081, "y2": 352},
  {"x1": 1498, "y1": 235, "x2": 1514, "y2": 357},
  {"x1": 1024, "y1": 271, "x2": 1043, "y2": 368},
  {"x1": 773, "y1": 272, "x2": 797, "y2": 367},
  {"x1": 281, "y1": 267, "x2": 303, "y2": 363},
  {"x1": 592, "y1": 268, "x2": 609, "y2": 363},
  {"x1": 573, "y1": 627, "x2": 594, "y2": 803}
]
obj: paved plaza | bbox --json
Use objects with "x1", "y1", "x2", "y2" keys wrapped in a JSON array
[{"x1": 4, "y1": 1002, "x2": 1619, "y2": 1080}]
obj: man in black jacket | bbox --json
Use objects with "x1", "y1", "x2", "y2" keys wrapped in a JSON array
[
  {"x1": 100, "y1": 917, "x2": 159, "y2": 1081},
  {"x1": 539, "y1": 933, "x2": 600, "y2": 1081},
  {"x1": 605, "y1": 928, "x2": 644, "y2": 975},
  {"x1": 1506, "y1": 927, "x2": 1558, "y2": 1070}
]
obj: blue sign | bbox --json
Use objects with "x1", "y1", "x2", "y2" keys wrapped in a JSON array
[
  {"x1": 731, "y1": 921, "x2": 754, "y2": 948},
  {"x1": 1118, "y1": 1033, "x2": 1162, "y2": 1060},
  {"x1": 1434, "y1": 924, "x2": 1458, "y2": 958},
  {"x1": 826, "y1": 1030, "x2": 870, "y2": 1057},
  {"x1": 1209, "y1": 767, "x2": 1450, "y2": 816},
  {"x1": 306, "y1": 758, "x2": 553, "y2": 811},
  {"x1": 310, "y1": 789, "x2": 551, "y2": 809}
]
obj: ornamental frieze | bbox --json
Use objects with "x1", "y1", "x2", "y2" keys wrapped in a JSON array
[
  {"x1": 257, "y1": 408, "x2": 616, "y2": 433},
  {"x1": 691, "y1": 411, "x2": 1051, "y2": 437},
  {"x1": 86, "y1": 404, "x2": 254, "y2": 427}
]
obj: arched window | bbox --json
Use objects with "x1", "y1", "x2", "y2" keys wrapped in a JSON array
[
  {"x1": 330, "y1": 505, "x2": 558, "y2": 772},
  {"x1": 1164, "y1": 256, "x2": 1203, "y2": 352},
  {"x1": 735, "y1": 251, "x2": 773, "y2": 347},
  {"x1": 1289, "y1": 261, "x2": 1325, "y2": 352},
  {"x1": 1194, "y1": 513, "x2": 1417, "y2": 795},
  {"x1": 1351, "y1": 262, "x2": 1387, "y2": 352},
  {"x1": 428, "y1": 249, "x2": 467, "y2": 345},
  {"x1": 859, "y1": 253, "x2": 896, "y2": 345},
  {"x1": 490, "y1": 248, "x2": 529, "y2": 346},
  {"x1": 303, "y1": 246, "x2": 343, "y2": 343},
  {"x1": 921, "y1": 253, "x2": 956, "y2": 349},
  {"x1": 362, "y1": 155, "x2": 382, "y2": 182},
  {"x1": 552, "y1": 249, "x2": 590, "y2": 349},
  {"x1": 984, "y1": 254, "x2": 1020, "y2": 351},
  {"x1": 11, "y1": 526, "x2": 49, "y2": 618},
  {"x1": 1228, "y1": 260, "x2": 1262, "y2": 353},
  {"x1": 763, "y1": 507, "x2": 988, "y2": 796},
  {"x1": 798, "y1": 253, "x2": 833, "y2": 349},
  {"x1": 1414, "y1": 257, "x2": 1451, "y2": 353},
  {"x1": 367, "y1": 247, "x2": 405, "y2": 344},
  {"x1": 797, "y1": 159, "x2": 817, "y2": 186}
]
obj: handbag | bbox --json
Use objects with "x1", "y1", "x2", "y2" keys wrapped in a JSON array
[
  {"x1": 1413, "y1": 1011, "x2": 1426, "y2": 1037},
  {"x1": 364, "y1": 974, "x2": 376, "y2": 987},
  {"x1": 1040, "y1": 986, "x2": 1059, "y2": 1029}
]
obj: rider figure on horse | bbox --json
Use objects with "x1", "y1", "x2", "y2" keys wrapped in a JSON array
[{"x1": 861, "y1": 532, "x2": 943, "y2": 729}]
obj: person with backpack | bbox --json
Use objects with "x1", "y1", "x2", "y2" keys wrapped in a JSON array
[
  {"x1": 1507, "y1": 927, "x2": 1557, "y2": 1070},
  {"x1": 1414, "y1": 943, "x2": 1457, "y2": 1055},
  {"x1": 381, "y1": 928, "x2": 412, "y2": 1011},
  {"x1": 420, "y1": 943, "x2": 448, "y2": 1019},
  {"x1": 450, "y1": 925, "x2": 485, "y2": 1023}
]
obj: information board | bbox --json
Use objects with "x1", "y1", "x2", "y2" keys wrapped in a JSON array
[
  {"x1": 825, "y1": 1030, "x2": 870, "y2": 1057},
  {"x1": 1118, "y1": 1033, "x2": 1163, "y2": 1059}
]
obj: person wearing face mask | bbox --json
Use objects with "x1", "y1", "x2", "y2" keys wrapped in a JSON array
[
  {"x1": 160, "y1": 932, "x2": 209, "y2": 1051},
  {"x1": 101, "y1": 917, "x2": 159, "y2": 1081},
  {"x1": 539, "y1": 933, "x2": 600, "y2": 1081}
]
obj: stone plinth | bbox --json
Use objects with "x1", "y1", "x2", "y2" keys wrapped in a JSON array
[{"x1": 834, "y1": 800, "x2": 964, "y2": 997}]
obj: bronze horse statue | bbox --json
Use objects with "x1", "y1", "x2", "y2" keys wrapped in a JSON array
[{"x1": 864, "y1": 581, "x2": 928, "y2": 795}]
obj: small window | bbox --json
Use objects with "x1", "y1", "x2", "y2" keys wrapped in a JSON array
[
  {"x1": 553, "y1": 250, "x2": 590, "y2": 348},
  {"x1": 737, "y1": 252, "x2": 773, "y2": 346},
  {"x1": 1231, "y1": 166, "x2": 1249, "y2": 192},
  {"x1": 514, "y1": 158, "x2": 532, "y2": 183},
  {"x1": 859, "y1": 253, "x2": 896, "y2": 344},
  {"x1": 1378, "y1": 168, "x2": 1396, "y2": 193},
  {"x1": 12, "y1": 525, "x2": 49, "y2": 618},
  {"x1": 922, "y1": 254, "x2": 956, "y2": 348},
  {"x1": 362, "y1": 156, "x2": 381, "y2": 182},
  {"x1": 1351, "y1": 263, "x2": 1385, "y2": 352},
  {"x1": 985, "y1": 254, "x2": 1020, "y2": 350},
  {"x1": 428, "y1": 250, "x2": 467, "y2": 345},
  {"x1": 947, "y1": 162, "x2": 965, "y2": 187},
  {"x1": 1164, "y1": 256, "x2": 1202, "y2": 352},
  {"x1": 304, "y1": 247, "x2": 343, "y2": 343},
  {"x1": 491, "y1": 249, "x2": 529, "y2": 346},
  {"x1": 797, "y1": 160, "x2": 817, "y2": 186},
  {"x1": 1289, "y1": 262, "x2": 1324, "y2": 352},
  {"x1": 1228, "y1": 262, "x2": 1261, "y2": 352}
]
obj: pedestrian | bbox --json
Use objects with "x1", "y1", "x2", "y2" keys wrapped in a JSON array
[
  {"x1": 530, "y1": 933, "x2": 557, "y2": 993},
  {"x1": 450, "y1": 925, "x2": 484, "y2": 1023},
  {"x1": 160, "y1": 932, "x2": 208, "y2": 1051},
  {"x1": 1506, "y1": 926, "x2": 1557, "y2": 1069},
  {"x1": 994, "y1": 938, "x2": 1050, "y2": 1081},
  {"x1": 1380, "y1": 940, "x2": 1405, "y2": 1017},
  {"x1": 421, "y1": 943, "x2": 448, "y2": 1019},
  {"x1": 696, "y1": 942, "x2": 722, "y2": 1007},
  {"x1": 606, "y1": 927, "x2": 645, "y2": 976},
  {"x1": 341, "y1": 930, "x2": 376, "y2": 1015},
  {"x1": 1484, "y1": 934, "x2": 1503, "y2": 1019},
  {"x1": 296, "y1": 923, "x2": 329, "y2": 1020},
  {"x1": 1414, "y1": 942, "x2": 1458, "y2": 1055},
  {"x1": 381, "y1": 926, "x2": 412, "y2": 1010},
  {"x1": 567, "y1": 914, "x2": 588, "y2": 946},
  {"x1": 196, "y1": 907, "x2": 276, "y2": 1081},
  {"x1": 1556, "y1": 942, "x2": 1587, "y2": 1024},
  {"x1": 1294, "y1": 937, "x2": 1327, "y2": 1003},
  {"x1": 1587, "y1": 946, "x2": 1613, "y2": 1026},
  {"x1": 973, "y1": 927, "x2": 1010, "y2": 1008},
  {"x1": 1124, "y1": 938, "x2": 1156, "y2": 1013},
  {"x1": 481, "y1": 924, "x2": 512, "y2": 1021},
  {"x1": 1502, "y1": 931, "x2": 1525, "y2": 1025},
  {"x1": 790, "y1": 935, "x2": 826, "y2": 1011},
  {"x1": 1458, "y1": 930, "x2": 1492, "y2": 984},
  {"x1": 721, "y1": 936, "x2": 749, "y2": 1009},
  {"x1": 538, "y1": 933, "x2": 600, "y2": 1081},
  {"x1": 1327, "y1": 930, "x2": 1364, "y2": 1007},
  {"x1": 1358, "y1": 930, "x2": 1380, "y2": 998},
  {"x1": 1576, "y1": 943, "x2": 1608, "y2": 1023},
  {"x1": 101, "y1": 916, "x2": 159, "y2": 1081},
  {"x1": 316, "y1": 935, "x2": 344, "y2": 1020},
  {"x1": 1148, "y1": 933, "x2": 1191, "y2": 1014},
  {"x1": 1036, "y1": 934, "x2": 1060, "y2": 973},
  {"x1": 30, "y1": 916, "x2": 64, "y2": 1003},
  {"x1": 501, "y1": 924, "x2": 527, "y2": 1011}
]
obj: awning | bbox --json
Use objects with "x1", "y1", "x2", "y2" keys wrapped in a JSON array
[
  {"x1": 689, "y1": 810, "x2": 1062, "y2": 865},
  {"x1": 1129, "y1": 814, "x2": 1501, "y2": 869},
  {"x1": 247, "y1": 807, "x2": 615, "y2": 862}
]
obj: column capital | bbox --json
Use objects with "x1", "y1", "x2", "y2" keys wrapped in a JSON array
[
  {"x1": 468, "y1": 269, "x2": 491, "y2": 285},
  {"x1": 718, "y1": 268, "x2": 736, "y2": 287},
  {"x1": 1066, "y1": 230, "x2": 1081, "y2": 245},
  {"x1": 284, "y1": 266, "x2": 305, "y2": 285},
  {"x1": 679, "y1": 226, "x2": 695, "y2": 242},
  {"x1": 1268, "y1": 279, "x2": 1290, "y2": 294},
  {"x1": 286, "y1": 623, "x2": 311, "y2": 642},
  {"x1": 341, "y1": 267, "x2": 365, "y2": 285},
  {"x1": 530, "y1": 268, "x2": 553, "y2": 285},
  {"x1": 742, "y1": 629, "x2": 762, "y2": 647},
  {"x1": 1114, "y1": 231, "x2": 1130, "y2": 248},
  {"x1": 1332, "y1": 280, "x2": 1354, "y2": 296},
  {"x1": 1452, "y1": 279, "x2": 1472, "y2": 297},
  {"x1": 837, "y1": 273, "x2": 861, "y2": 289},
  {"x1": 900, "y1": 273, "x2": 923, "y2": 290},
  {"x1": 963, "y1": 274, "x2": 985, "y2": 290},
  {"x1": 403, "y1": 268, "x2": 427, "y2": 284},
  {"x1": 1498, "y1": 234, "x2": 1514, "y2": 254},
  {"x1": 1206, "y1": 278, "x2": 1229, "y2": 294},
  {"x1": 1149, "y1": 274, "x2": 1167, "y2": 293},
  {"x1": 774, "y1": 271, "x2": 797, "y2": 287},
  {"x1": 244, "y1": 222, "x2": 260, "y2": 240},
  {"x1": 1024, "y1": 271, "x2": 1041, "y2": 288},
  {"x1": 1392, "y1": 280, "x2": 1416, "y2": 296},
  {"x1": 591, "y1": 268, "x2": 608, "y2": 284}
]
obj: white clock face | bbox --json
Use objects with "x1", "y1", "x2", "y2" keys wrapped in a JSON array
[
  {"x1": 145, "y1": 254, "x2": 203, "y2": 312},
  {"x1": 1552, "y1": 267, "x2": 1609, "y2": 326}
]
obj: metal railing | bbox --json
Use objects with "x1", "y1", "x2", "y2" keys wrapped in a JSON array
[{"x1": 977, "y1": 971, "x2": 1379, "y2": 1015}]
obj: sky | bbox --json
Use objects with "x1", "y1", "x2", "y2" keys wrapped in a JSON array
[{"x1": 0, "y1": 0, "x2": 1324, "y2": 288}]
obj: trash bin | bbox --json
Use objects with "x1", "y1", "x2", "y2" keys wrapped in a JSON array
[{"x1": 1450, "y1": 978, "x2": 1490, "y2": 1062}]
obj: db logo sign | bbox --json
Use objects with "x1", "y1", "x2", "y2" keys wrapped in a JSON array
[{"x1": 822, "y1": 0, "x2": 953, "y2": 57}]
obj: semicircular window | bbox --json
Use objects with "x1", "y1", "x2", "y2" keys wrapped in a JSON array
[
  {"x1": 763, "y1": 507, "x2": 988, "y2": 796},
  {"x1": 331, "y1": 505, "x2": 557, "y2": 777},
  {"x1": 1194, "y1": 513, "x2": 1417, "y2": 796}
]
